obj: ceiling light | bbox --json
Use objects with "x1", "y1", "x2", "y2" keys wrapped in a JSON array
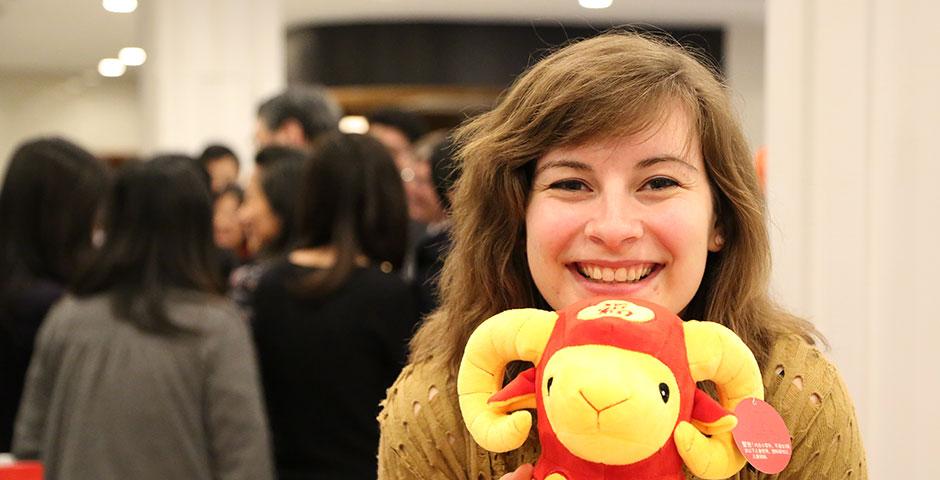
[
  {"x1": 98, "y1": 58, "x2": 126, "y2": 77},
  {"x1": 579, "y1": 0, "x2": 612, "y2": 9},
  {"x1": 339, "y1": 116, "x2": 370, "y2": 134},
  {"x1": 119, "y1": 47, "x2": 147, "y2": 66},
  {"x1": 102, "y1": 0, "x2": 137, "y2": 13}
]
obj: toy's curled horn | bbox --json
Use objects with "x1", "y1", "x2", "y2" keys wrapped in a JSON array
[
  {"x1": 456, "y1": 308, "x2": 558, "y2": 453},
  {"x1": 676, "y1": 320, "x2": 765, "y2": 479}
]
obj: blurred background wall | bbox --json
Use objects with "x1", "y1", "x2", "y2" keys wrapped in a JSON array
[
  {"x1": 766, "y1": 1, "x2": 940, "y2": 476},
  {"x1": 0, "y1": 73, "x2": 141, "y2": 166}
]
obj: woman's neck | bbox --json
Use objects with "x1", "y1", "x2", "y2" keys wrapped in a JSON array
[
  {"x1": 289, "y1": 246, "x2": 369, "y2": 269},
  {"x1": 289, "y1": 247, "x2": 337, "y2": 268}
]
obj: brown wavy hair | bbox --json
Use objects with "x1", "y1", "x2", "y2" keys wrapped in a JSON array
[{"x1": 409, "y1": 32, "x2": 820, "y2": 373}]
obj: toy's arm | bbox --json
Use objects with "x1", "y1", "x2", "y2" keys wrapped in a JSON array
[
  {"x1": 488, "y1": 367, "x2": 538, "y2": 412},
  {"x1": 674, "y1": 388, "x2": 740, "y2": 480},
  {"x1": 674, "y1": 421, "x2": 743, "y2": 480},
  {"x1": 690, "y1": 388, "x2": 737, "y2": 435}
]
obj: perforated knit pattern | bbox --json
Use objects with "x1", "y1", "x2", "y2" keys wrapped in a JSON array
[{"x1": 377, "y1": 336, "x2": 867, "y2": 479}]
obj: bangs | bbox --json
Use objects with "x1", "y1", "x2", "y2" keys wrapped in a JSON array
[
  {"x1": 554, "y1": 86, "x2": 703, "y2": 159},
  {"x1": 472, "y1": 36, "x2": 709, "y2": 170}
]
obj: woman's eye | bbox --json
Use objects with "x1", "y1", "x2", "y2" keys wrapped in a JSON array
[
  {"x1": 548, "y1": 179, "x2": 589, "y2": 192},
  {"x1": 644, "y1": 177, "x2": 680, "y2": 190}
]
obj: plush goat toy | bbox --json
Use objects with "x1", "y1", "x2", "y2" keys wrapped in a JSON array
[{"x1": 457, "y1": 297, "x2": 764, "y2": 480}]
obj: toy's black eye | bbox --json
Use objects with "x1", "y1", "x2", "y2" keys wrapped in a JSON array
[
  {"x1": 659, "y1": 383, "x2": 670, "y2": 403},
  {"x1": 546, "y1": 377, "x2": 554, "y2": 395}
]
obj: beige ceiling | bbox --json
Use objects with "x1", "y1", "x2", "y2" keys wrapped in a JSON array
[
  {"x1": 284, "y1": 0, "x2": 764, "y2": 27},
  {"x1": 0, "y1": 0, "x2": 763, "y2": 74}
]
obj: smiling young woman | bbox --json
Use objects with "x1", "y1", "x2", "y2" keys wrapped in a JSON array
[{"x1": 377, "y1": 32, "x2": 867, "y2": 479}]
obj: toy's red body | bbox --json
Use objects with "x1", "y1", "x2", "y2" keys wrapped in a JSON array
[{"x1": 492, "y1": 297, "x2": 729, "y2": 480}]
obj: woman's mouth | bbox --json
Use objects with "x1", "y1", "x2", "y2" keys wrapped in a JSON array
[{"x1": 574, "y1": 262, "x2": 657, "y2": 284}]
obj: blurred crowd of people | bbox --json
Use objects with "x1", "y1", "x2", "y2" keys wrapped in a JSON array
[{"x1": 0, "y1": 85, "x2": 456, "y2": 480}]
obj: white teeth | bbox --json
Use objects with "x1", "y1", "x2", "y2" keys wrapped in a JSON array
[
  {"x1": 627, "y1": 265, "x2": 652, "y2": 281},
  {"x1": 614, "y1": 268, "x2": 627, "y2": 281},
  {"x1": 578, "y1": 264, "x2": 654, "y2": 283}
]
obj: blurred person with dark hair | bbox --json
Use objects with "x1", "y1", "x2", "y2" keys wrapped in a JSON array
[
  {"x1": 407, "y1": 131, "x2": 448, "y2": 229},
  {"x1": 12, "y1": 156, "x2": 273, "y2": 480},
  {"x1": 367, "y1": 108, "x2": 430, "y2": 280},
  {"x1": 230, "y1": 147, "x2": 305, "y2": 311},
  {"x1": 0, "y1": 137, "x2": 108, "y2": 453},
  {"x1": 251, "y1": 132, "x2": 415, "y2": 480},
  {"x1": 254, "y1": 144, "x2": 306, "y2": 170},
  {"x1": 411, "y1": 132, "x2": 458, "y2": 320},
  {"x1": 255, "y1": 86, "x2": 342, "y2": 150},
  {"x1": 213, "y1": 184, "x2": 248, "y2": 282},
  {"x1": 199, "y1": 144, "x2": 240, "y2": 193},
  {"x1": 239, "y1": 146, "x2": 305, "y2": 258},
  {"x1": 367, "y1": 108, "x2": 428, "y2": 170},
  {"x1": 214, "y1": 184, "x2": 246, "y2": 256}
]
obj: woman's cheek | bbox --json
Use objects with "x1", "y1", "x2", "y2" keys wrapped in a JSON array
[{"x1": 527, "y1": 199, "x2": 586, "y2": 277}]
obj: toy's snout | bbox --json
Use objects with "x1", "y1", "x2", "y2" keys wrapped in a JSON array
[{"x1": 542, "y1": 344, "x2": 681, "y2": 465}]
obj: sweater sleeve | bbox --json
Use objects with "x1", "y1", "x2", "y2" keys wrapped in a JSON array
[
  {"x1": 377, "y1": 361, "x2": 540, "y2": 480},
  {"x1": 378, "y1": 362, "x2": 468, "y2": 479},
  {"x1": 749, "y1": 336, "x2": 868, "y2": 480}
]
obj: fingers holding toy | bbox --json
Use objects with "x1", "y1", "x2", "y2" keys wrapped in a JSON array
[{"x1": 498, "y1": 463, "x2": 534, "y2": 480}]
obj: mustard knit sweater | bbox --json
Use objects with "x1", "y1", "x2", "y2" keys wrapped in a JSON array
[{"x1": 377, "y1": 335, "x2": 867, "y2": 479}]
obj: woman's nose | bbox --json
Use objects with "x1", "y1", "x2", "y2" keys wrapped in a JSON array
[
  {"x1": 583, "y1": 195, "x2": 644, "y2": 250},
  {"x1": 236, "y1": 205, "x2": 252, "y2": 228}
]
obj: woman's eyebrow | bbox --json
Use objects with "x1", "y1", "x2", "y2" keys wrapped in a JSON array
[
  {"x1": 636, "y1": 155, "x2": 699, "y2": 173},
  {"x1": 533, "y1": 158, "x2": 591, "y2": 177}
]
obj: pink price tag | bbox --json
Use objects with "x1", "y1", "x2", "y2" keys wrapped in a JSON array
[{"x1": 731, "y1": 397, "x2": 792, "y2": 474}]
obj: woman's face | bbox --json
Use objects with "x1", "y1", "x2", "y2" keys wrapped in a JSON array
[
  {"x1": 213, "y1": 192, "x2": 244, "y2": 251},
  {"x1": 405, "y1": 159, "x2": 445, "y2": 224},
  {"x1": 525, "y1": 106, "x2": 722, "y2": 314},
  {"x1": 238, "y1": 171, "x2": 281, "y2": 255},
  {"x1": 206, "y1": 156, "x2": 239, "y2": 193}
]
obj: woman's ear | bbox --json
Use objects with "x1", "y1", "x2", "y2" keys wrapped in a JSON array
[{"x1": 708, "y1": 227, "x2": 725, "y2": 252}]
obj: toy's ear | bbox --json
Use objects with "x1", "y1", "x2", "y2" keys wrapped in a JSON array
[{"x1": 488, "y1": 367, "x2": 538, "y2": 412}]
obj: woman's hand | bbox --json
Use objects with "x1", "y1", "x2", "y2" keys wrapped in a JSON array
[{"x1": 499, "y1": 464, "x2": 534, "y2": 480}]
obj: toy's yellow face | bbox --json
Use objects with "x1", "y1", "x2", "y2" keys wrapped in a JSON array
[{"x1": 542, "y1": 344, "x2": 681, "y2": 465}]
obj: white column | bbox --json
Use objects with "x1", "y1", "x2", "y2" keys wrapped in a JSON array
[
  {"x1": 766, "y1": 0, "x2": 940, "y2": 477},
  {"x1": 724, "y1": 21, "x2": 766, "y2": 152},
  {"x1": 138, "y1": 0, "x2": 285, "y2": 178}
]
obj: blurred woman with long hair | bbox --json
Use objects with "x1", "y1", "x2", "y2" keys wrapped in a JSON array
[
  {"x1": 13, "y1": 156, "x2": 273, "y2": 480},
  {"x1": 251, "y1": 133, "x2": 416, "y2": 479},
  {"x1": 0, "y1": 137, "x2": 107, "y2": 452}
]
